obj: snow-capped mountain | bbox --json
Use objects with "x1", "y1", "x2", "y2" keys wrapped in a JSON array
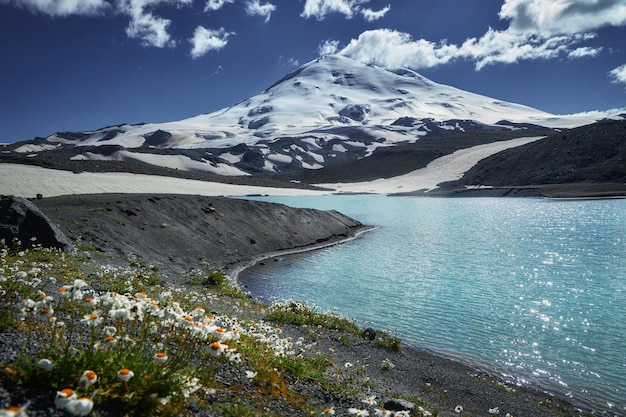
[{"x1": 8, "y1": 55, "x2": 610, "y2": 176}]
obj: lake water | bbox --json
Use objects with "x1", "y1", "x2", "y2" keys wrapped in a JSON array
[{"x1": 238, "y1": 195, "x2": 626, "y2": 413}]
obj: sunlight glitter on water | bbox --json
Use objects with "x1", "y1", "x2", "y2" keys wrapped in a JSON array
[{"x1": 238, "y1": 196, "x2": 626, "y2": 413}]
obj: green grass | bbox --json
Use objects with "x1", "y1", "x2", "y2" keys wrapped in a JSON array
[
  {"x1": 265, "y1": 301, "x2": 361, "y2": 334},
  {"x1": 0, "y1": 243, "x2": 343, "y2": 416},
  {"x1": 0, "y1": 240, "x2": 463, "y2": 417}
]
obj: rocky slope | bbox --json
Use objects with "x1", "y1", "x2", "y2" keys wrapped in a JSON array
[
  {"x1": 433, "y1": 119, "x2": 626, "y2": 197},
  {"x1": 32, "y1": 194, "x2": 366, "y2": 282}
]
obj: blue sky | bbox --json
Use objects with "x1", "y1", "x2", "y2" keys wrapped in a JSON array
[{"x1": 1, "y1": 0, "x2": 625, "y2": 143}]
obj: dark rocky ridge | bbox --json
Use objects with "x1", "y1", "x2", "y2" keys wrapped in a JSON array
[
  {"x1": 390, "y1": 120, "x2": 626, "y2": 198},
  {"x1": 33, "y1": 193, "x2": 366, "y2": 281},
  {"x1": 446, "y1": 119, "x2": 626, "y2": 194},
  {"x1": 2, "y1": 121, "x2": 625, "y2": 198},
  {"x1": 286, "y1": 129, "x2": 552, "y2": 183}
]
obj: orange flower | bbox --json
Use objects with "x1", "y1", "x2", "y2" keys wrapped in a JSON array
[
  {"x1": 209, "y1": 341, "x2": 226, "y2": 357},
  {"x1": 1, "y1": 401, "x2": 30, "y2": 417},
  {"x1": 79, "y1": 370, "x2": 97, "y2": 388},
  {"x1": 117, "y1": 368, "x2": 134, "y2": 382},
  {"x1": 103, "y1": 335, "x2": 117, "y2": 346},
  {"x1": 55, "y1": 388, "x2": 77, "y2": 410},
  {"x1": 154, "y1": 351, "x2": 168, "y2": 363},
  {"x1": 66, "y1": 397, "x2": 94, "y2": 416}
]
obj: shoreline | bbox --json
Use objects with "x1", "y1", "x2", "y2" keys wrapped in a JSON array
[
  {"x1": 226, "y1": 225, "x2": 377, "y2": 285},
  {"x1": 232, "y1": 232, "x2": 617, "y2": 417},
  {"x1": 4, "y1": 190, "x2": 621, "y2": 416}
]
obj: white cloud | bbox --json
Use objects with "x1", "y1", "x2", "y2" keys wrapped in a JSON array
[
  {"x1": 125, "y1": 12, "x2": 174, "y2": 48},
  {"x1": 360, "y1": 4, "x2": 390, "y2": 22},
  {"x1": 338, "y1": 29, "x2": 457, "y2": 68},
  {"x1": 301, "y1": 0, "x2": 381, "y2": 20},
  {"x1": 2, "y1": 0, "x2": 109, "y2": 16},
  {"x1": 317, "y1": 39, "x2": 340, "y2": 56},
  {"x1": 204, "y1": 0, "x2": 235, "y2": 12},
  {"x1": 460, "y1": 29, "x2": 597, "y2": 70},
  {"x1": 118, "y1": 0, "x2": 192, "y2": 48},
  {"x1": 335, "y1": 28, "x2": 604, "y2": 70},
  {"x1": 301, "y1": 0, "x2": 354, "y2": 19},
  {"x1": 279, "y1": 56, "x2": 299, "y2": 67},
  {"x1": 609, "y1": 64, "x2": 626, "y2": 87},
  {"x1": 567, "y1": 46, "x2": 603, "y2": 59},
  {"x1": 332, "y1": 0, "x2": 626, "y2": 71},
  {"x1": 499, "y1": 0, "x2": 626, "y2": 35},
  {"x1": 5, "y1": 0, "x2": 193, "y2": 48},
  {"x1": 245, "y1": 0, "x2": 276, "y2": 23},
  {"x1": 189, "y1": 26, "x2": 234, "y2": 59}
]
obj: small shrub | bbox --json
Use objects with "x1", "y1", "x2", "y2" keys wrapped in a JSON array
[
  {"x1": 203, "y1": 271, "x2": 226, "y2": 287},
  {"x1": 266, "y1": 301, "x2": 360, "y2": 334}
]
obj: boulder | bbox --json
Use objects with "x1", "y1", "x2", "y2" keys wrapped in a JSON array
[
  {"x1": 0, "y1": 196, "x2": 74, "y2": 252},
  {"x1": 383, "y1": 398, "x2": 415, "y2": 412}
]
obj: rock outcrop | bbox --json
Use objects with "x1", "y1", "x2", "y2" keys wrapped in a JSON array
[
  {"x1": 33, "y1": 193, "x2": 366, "y2": 280},
  {"x1": 0, "y1": 195, "x2": 74, "y2": 251}
]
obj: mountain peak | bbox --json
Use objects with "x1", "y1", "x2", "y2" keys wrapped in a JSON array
[{"x1": 18, "y1": 54, "x2": 611, "y2": 177}]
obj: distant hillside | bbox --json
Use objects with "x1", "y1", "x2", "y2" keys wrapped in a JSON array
[
  {"x1": 288, "y1": 129, "x2": 552, "y2": 183},
  {"x1": 452, "y1": 120, "x2": 626, "y2": 187}
]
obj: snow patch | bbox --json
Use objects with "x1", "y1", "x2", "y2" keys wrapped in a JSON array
[
  {"x1": 318, "y1": 136, "x2": 545, "y2": 194},
  {"x1": 14, "y1": 143, "x2": 61, "y2": 153},
  {"x1": 73, "y1": 150, "x2": 249, "y2": 176},
  {"x1": 268, "y1": 153, "x2": 293, "y2": 164},
  {"x1": 219, "y1": 152, "x2": 243, "y2": 164},
  {"x1": 0, "y1": 164, "x2": 324, "y2": 198}
]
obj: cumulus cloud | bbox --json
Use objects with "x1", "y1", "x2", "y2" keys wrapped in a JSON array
[
  {"x1": 461, "y1": 29, "x2": 599, "y2": 69},
  {"x1": 125, "y1": 11, "x2": 174, "y2": 48},
  {"x1": 4, "y1": 0, "x2": 243, "y2": 51},
  {"x1": 301, "y1": 0, "x2": 355, "y2": 19},
  {"x1": 301, "y1": 0, "x2": 385, "y2": 21},
  {"x1": 335, "y1": 28, "x2": 602, "y2": 70},
  {"x1": 609, "y1": 64, "x2": 626, "y2": 87},
  {"x1": 189, "y1": 26, "x2": 234, "y2": 59},
  {"x1": 204, "y1": 0, "x2": 234, "y2": 12},
  {"x1": 245, "y1": 0, "x2": 276, "y2": 23},
  {"x1": 331, "y1": 0, "x2": 626, "y2": 71},
  {"x1": 7, "y1": 0, "x2": 196, "y2": 48},
  {"x1": 118, "y1": 0, "x2": 192, "y2": 48},
  {"x1": 360, "y1": 4, "x2": 390, "y2": 22},
  {"x1": 1, "y1": 0, "x2": 109, "y2": 16},
  {"x1": 317, "y1": 39, "x2": 340, "y2": 56},
  {"x1": 499, "y1": 0, "x2": 626, "y2": 35},
  {"x1": 338, "y1": 29, "x2": 457, "y2": 68}
]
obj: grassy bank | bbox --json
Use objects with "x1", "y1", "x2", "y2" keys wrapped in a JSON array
[{"x1": 0, "y1": 241, "x2": 590, "y2": 417}]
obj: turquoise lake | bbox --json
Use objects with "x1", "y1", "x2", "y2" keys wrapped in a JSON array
[{"x1": 238, "y1": 195, "x2": 626, "y2": 413}]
